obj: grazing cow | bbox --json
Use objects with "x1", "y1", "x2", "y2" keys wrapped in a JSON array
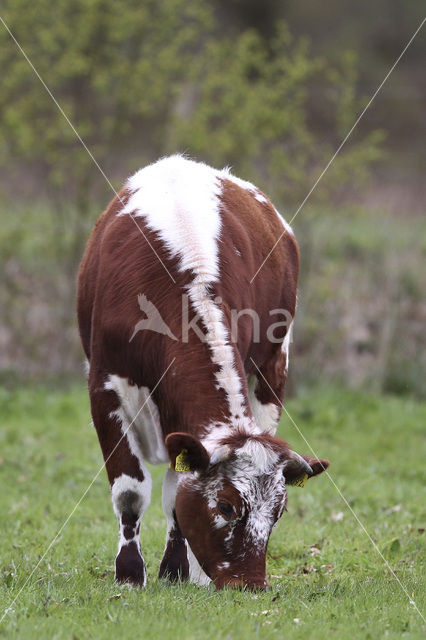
[{"x1": 77, "y1": 155, "x2": 329, "y2": 590}]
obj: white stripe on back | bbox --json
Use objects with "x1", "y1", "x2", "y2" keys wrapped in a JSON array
[{"x1": 119, "y1": 155, "x2": 248, "y2": 420}]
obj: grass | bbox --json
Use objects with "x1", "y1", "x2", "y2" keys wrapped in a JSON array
[{"x1": 0, "y1": 385, "x2": 425, "y2": 639}]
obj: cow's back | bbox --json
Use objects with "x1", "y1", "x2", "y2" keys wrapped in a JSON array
[
  {"x1": 216, "y1": 175, "x2": 298, "y2": 366},
  {"x1": 77, "y1": 155, "x2": 298, "y2": 385}
]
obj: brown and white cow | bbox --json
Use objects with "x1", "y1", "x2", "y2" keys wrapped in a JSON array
[{"x1": 77, "y1": 155, "x2": 328, "y2": 590}]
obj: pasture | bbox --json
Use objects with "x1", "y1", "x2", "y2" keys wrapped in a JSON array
[{"x1": 0, "y1": 385, "x2": 424, "y2": 639}]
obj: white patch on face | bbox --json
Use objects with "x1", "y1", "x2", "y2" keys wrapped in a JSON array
[
  {"x1": 201, "y1": 419, "x2": 261, "y2": 465},
  {"x1": 200, "y1": 472, "x2": 224, "y2": 510},
  {"x1": 275, "y1": 488, "x2": 287, "y2": 522},
  {"x1": 119, "y1": 155, "x2": 247, "y2": 421},
  {"x1": 217, "y1": 561, "x2": 230, "y2": 570},
  {"x1": 185, "y1": 540, "x2": 211, "y2": 586},
  {"x1": 201, "y1": 431, "x2": 283, "y2": 548},
  {"x1": 245, "y1": 512, "x2": 272, "y2": 550},
  {"x1": 224, "y1": 456, "x2": 286, "y2": 551},
  {"x1": 237, "y1": 440, "x2": 279, "y2": 474},
  {"x1": 183, "y1": 440, "x2": 286, "y2": 567},
  {"x1": 105, "y1": 374, "x2": 168, "y2": 465},
  {"x1": 213, "y1": 514, "x2": 229, "y2": 529},
  {"x1": 224, "y1": 522, "x2": 237, "y2": 547},
  {"x1": 247, "y1": 375, "x2": 280, "y2": 435}
]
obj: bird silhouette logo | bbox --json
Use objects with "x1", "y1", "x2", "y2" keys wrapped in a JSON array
[{"x1": 129, "y1": 294, "x2": 178, "y2": 342}]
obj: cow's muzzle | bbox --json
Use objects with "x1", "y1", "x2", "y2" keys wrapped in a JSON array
[{"x1": 214, "y1": 576, "x2": 270, "y2": 591}]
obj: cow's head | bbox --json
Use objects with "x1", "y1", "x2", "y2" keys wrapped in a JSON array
[{"x1": 166, "y1": 430, "x2": 329, "y2": 590}]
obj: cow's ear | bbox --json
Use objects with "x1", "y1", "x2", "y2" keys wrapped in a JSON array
[
  {"x1": 165, "y1": 432, "x2": 210, "y2": 472},
  {"x1": 283, "y1": 450, "x2": 329, "y2": 486}
]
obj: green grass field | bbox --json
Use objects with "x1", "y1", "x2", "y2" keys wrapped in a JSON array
[{"x1": 0, "y1": 385, "x2": 425, "y2": 639}]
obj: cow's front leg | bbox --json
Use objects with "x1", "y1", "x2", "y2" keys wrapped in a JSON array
[
  {"x1": 159, "y1": 468, "x2": 189, "y2": 582},
  {"x1": 111, "y1": 472, "x2": 151, "y2": 586},
  {"x1": 89, "y1": 372, "x2": 152, "y2": 587}
]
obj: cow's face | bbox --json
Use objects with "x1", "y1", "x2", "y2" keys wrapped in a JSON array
[{"x1": 166, "y1": 431, "x2": 328, "y2": 590}]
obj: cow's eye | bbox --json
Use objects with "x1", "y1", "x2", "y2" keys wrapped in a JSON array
[{"x1": 217, "y1": 501, "x2": 234, "y2": 521}]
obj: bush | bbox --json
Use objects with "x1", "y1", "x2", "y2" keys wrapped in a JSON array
[{"x1": 0, "y1": 1, "x2": 381, "y2": 212}]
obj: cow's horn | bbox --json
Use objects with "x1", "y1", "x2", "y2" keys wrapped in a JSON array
[{"x1": 288, "y1": 450, "x2": 313, "y2": 476}]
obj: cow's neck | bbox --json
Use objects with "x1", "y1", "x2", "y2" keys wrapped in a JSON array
[{"x1": 156, "y1": 338, "x2": 255, "y2": 438}]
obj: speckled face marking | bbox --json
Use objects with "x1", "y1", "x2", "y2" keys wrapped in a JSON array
[{"x1": 167, "y1": 430, "x2": 328, "y2": 590}]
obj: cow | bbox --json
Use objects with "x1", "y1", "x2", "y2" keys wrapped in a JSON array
[{"x1": 77, "y1": 155, "x2": 329, "y2": 590}]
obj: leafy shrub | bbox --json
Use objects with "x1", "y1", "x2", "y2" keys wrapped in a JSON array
[{"x1": 0, "y1": 1, "x2": 381, "y2": 213}]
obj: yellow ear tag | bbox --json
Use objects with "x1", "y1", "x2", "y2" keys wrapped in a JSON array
[
  {"x1": 174, "y1": 449, "x2": 191, "y2": 472},
  {"x1": 288, "y1": 473, "x2": 308, "y2": 488}
]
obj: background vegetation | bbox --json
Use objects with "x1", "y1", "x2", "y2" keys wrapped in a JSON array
[{"x1": 0, "y1": 0, "x2": 424, "y2": 397}]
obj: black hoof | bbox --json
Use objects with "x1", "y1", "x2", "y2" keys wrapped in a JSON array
[
  {"x1": 115, "y1": 541, "x2": 146, "y2": 587},
  {"x1": 159, "y1": 551, "x2": 189, "y2": 583}
]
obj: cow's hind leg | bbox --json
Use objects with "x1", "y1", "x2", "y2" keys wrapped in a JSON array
[
  {"x1": 89, "y1": 371, "x2": 152, "y2": 587},
  {"x1": 159, "y1": 468, "x2": 189, "y2": 582}
]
